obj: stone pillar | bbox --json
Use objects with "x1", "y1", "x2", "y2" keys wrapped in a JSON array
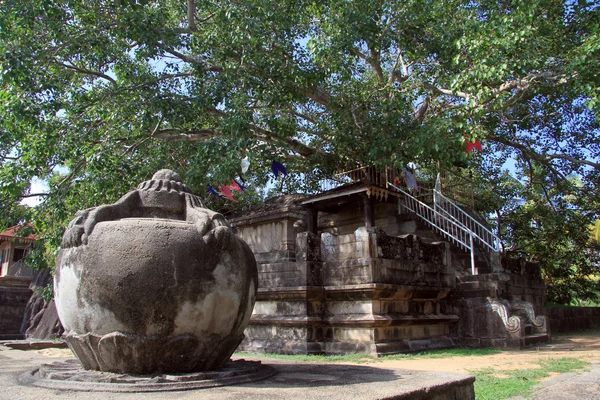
[
  {"x1": 306, "y1": 207, "x2": 318, "y2": 235},
  {"x1": 362, "y1": 194, "x2": 375, "y2": 228},
  {"x1": 280, "y1": 218, "x2": 296, "y2": 255}
]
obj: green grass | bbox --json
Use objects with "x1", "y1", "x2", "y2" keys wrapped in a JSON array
[
  {"x1": 236, "y1": 351, "x2": 590, "y2": 400},
  {"x1": 472, "y1": 357, "x2": 590, "y2": 400},
  {"x1": 380, "y1": 347, "x2": 503, "y2": 360},
  {"x1": 235, "y1": 347, "x2": 503, "y2": 364}
]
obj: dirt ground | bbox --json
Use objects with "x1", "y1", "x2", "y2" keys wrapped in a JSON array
[
  {"x1": 36, "y1": 331, "x2": 600, "y2": 375},
  {"x1": 379, "y1": 332, "x2": 600, "y2": 374}
]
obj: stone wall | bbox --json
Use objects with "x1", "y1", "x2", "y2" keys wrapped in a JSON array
[
  {"x1": 319, "y1": 202, "x2": 400, "y2": 236},
  {"x1": 20, "y1": 269, "x2": 64, "y2": 340},
  {"x1": 320, "y1": 228, "x2": 454, "y2": 287},
  {"x1": 237, "y1": 224, "x2": 460, "y2": 355},
  {"x1": 232, "y1": 194, "x2": 549, "y2": 353},
  {"x1": 0, "y1": 276, "x2": 32, "y2": 340},
  {"x1": 230, "y1": 198, "x2": 305, "y2": 265},
  {"x1": 548, "y1": 306, "x2": 600, "y2": 334}
]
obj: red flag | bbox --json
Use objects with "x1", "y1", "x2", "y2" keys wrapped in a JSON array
[
  {"x1": 230, "y1": 180, "x2": 243, "y2": 192},
  {"x1": 220, "y1": 185, "x2": 237, "y2": 202},
  {"x1": 466, "y1": 139, "x2": 482, "y2": 153}
]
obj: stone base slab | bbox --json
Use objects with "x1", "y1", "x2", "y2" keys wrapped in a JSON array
[
  {"x1": 18, "y1": 359, "x2": 276, "y2": 392},
  {"x1": 10, "y1": 355, "x2": 475, "y2": 400}
]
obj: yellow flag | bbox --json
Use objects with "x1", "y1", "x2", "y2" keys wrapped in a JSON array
[{"x1": 590, "y1": 219, "x2": 600, "y2": 243}]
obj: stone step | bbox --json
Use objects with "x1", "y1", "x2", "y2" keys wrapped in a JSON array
[
  {"x1": 522, "y1": 333, "x2": 550, "y2": 347},
  {"x1": 457, "y1": 281, "x2": 499, "y2": 290},
  {"x1": 456, "y1": 281, "x2": 501, "y2": 298}
]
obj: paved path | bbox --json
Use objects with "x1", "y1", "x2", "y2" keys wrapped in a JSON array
[{"x1": 508, "y1": 360, "x2": 600, "y2": 400}]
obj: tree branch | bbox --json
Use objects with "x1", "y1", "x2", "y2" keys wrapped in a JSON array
[
  {"x1": 490, "y1": 72, "x2": 569, "y2": 104},
  {"x1": 155, "y1": 44, "x2": 224, "y2": 72},
  {"x1": 301, "y1": 87, "x2": 331, "y2": 106},
  {"x1": 424, "y1": 83, "x2": 471, "y2": 102},
  {"x1": 351, "y1": 46, "x2": 384, "y2": 81},
  {"x1": 19, "y1": 193, "x2": 50, "y2": 199},
  {"x1": 187, "y1": 0, "x2": 197, "y2": 32},
  {"x1": 154, "y1": 128, "x2": 216, "y2": 142},
  {"x1": 369, "y1": 47, "x2": 384, "y2": 81},
  {"x1": 387, "y1": 49, "x2": 409, "y2": 86},
  {"x1": 412, "y1": 97, "x2": 430, "y2": 124},
  {"x1": 55, "y1": 159, "x2": 86, "y2": 190},
  {"x1": 287, "y1": 108, "x2": 317, "y2": 124},
  {"x1": 153, "y1": 124, "x2": 317, "y2": 158},
  {"x1": 156, "y1": 72, "x2": 193, "y2": 81},
  {"x1": 489, "y1": 134, "x2": 600, "y2": 170},
  {"x1": 54, "y1": 61, "x2": 116, "y2": 84}
]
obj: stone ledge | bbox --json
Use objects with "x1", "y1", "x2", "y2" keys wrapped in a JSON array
[
  {"x1": 255, "y1": 284, "x2": 454, "y2": 301},
  {"x1": 247, "y1": 314, "x2": 460, "y2": 327},
  {"x1": 256, "y1": 286, "x2": 325, "y2": 301},
  {"x1": 230, "y1": 210, "x2": 304, "y2": 227},
  {"x1": 0, "y1": 276, "x2": 33, "y2": 288}
]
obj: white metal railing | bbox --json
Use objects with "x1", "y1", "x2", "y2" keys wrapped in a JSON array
[
  {"x1": 388, "y1": 181, "x2": 478, "y2": 274},
  {"x1": 433, "y1": 174, "x2": 501, "y2": 253},
  {"x1": 389, "y1": 181, "x2": 500, "y2": 275}
]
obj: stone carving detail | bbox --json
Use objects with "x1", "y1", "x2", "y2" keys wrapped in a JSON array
[
  {"x1": 510, "y1": 299, "x2": 547, "y2": 333},
  {"x1": 54, "y1": 170, "x2": 258, "y2": 374},
  {"x1": 487, "y1": 298, "x2": 521, "y2": 335}
]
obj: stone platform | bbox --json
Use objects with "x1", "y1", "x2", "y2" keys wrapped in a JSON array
[
  {"x1": 1, "y1": 345, "x2": 475, "y2": 400},
  {"x1": 19, "y1": 358, "x2": 277, "y2": 392}
]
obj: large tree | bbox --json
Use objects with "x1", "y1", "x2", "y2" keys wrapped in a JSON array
[{"x1": 1, "y1": 0, "x2": 599, "y2": 296}]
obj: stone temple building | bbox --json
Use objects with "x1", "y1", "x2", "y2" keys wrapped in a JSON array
[{"x1": 229, "y1": 167, "x2": 548, "y2": 355}]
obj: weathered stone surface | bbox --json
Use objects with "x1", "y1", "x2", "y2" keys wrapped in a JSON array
[
  {"x1": 54, "y1": 170, "x2": 258, "y2": 374},
  {"x1": 0, "y1": 277, "x2": 32, "y2": 340},
  {"x1": 457, "y1": 297, "x2": 548, "y2": 348},
  {"x1": 24, "y1": 300, "x2": 63, "y2": 340},
  {"x1": 20, "y1": 269, "x2": 63, "y2": 340},
  {"x1": 457, "y1": 298, "x2": 518, "y2": 347}
]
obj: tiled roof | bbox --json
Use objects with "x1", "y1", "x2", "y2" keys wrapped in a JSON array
[{"x1": 0, "y1": 224, "x2": 37, "y2": 244}]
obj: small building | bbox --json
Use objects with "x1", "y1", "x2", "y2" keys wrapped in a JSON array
[{"x1": 0, "y1": 225, "x2": 36, "y2": 278}]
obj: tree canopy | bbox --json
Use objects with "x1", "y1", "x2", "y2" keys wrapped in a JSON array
[{"x1": 1, "y1": 0, "x2": 599, "y2": 302}]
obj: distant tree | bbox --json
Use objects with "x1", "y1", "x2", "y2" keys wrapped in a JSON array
[
  {"x1": 1, "y1": 1, "x2": 599, "y2": 281},
  {"x1": 467, "y1": 157, "x2": 600, "y2": 304}
]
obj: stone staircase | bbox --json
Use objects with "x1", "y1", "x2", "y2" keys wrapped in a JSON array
[{"x1": 391, "y1": 184, "x2": 550, "y2": 349}]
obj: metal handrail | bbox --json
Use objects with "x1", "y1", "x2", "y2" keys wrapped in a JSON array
[
  {"x1": 388, "y1": 182, "x2": 478, "y2": 274},
  {"x1": 432, "y1": 187, "x2": 501, "y2": 252}
]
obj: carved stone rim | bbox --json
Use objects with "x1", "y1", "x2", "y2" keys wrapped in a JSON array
[{"x1": 18, "y1": 359, "x2": 277, "y2": 393}]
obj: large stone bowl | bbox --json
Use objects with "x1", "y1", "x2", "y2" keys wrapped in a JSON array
[{"x1": 54, "y1": 217, "x2": 257, "y2": 374}]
